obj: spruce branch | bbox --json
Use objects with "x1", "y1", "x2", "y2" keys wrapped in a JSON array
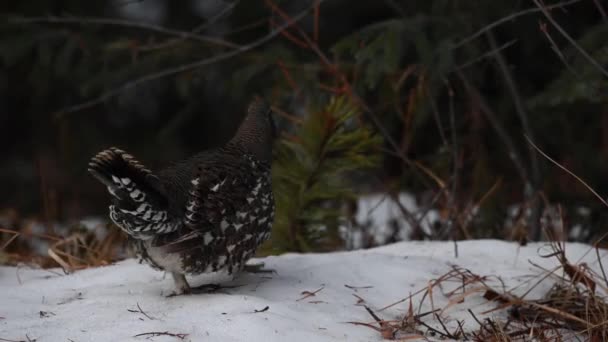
[{"x1": 272, "y1": 97, "x2": 381, "y2": 252}]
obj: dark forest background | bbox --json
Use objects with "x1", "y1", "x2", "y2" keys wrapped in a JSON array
[{"x1": 1, "y1": 0, "x2": 608, "y2": 266}]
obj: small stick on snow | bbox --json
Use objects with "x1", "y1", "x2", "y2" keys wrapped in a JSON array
[
  {"x1": 0, "y1": 337, "x2": 26, "y2": 342},
  {"x1": 344, "y1": 284, "x2": 373, "y2": 291},
  {"x1": 133, "y1": 331, "x2": 188, "y2": 340},
  {"x1": 127, "y1": 303, "x2": 156, "y2": 320},
  {"x1": 352, "y1": 294, "x2": 366, "y2": 305},
  {"x1": 253, "y1": 306, "x2": 269, "y2": 313},
  {"x1": 296, "y1": 286, "x2": 324, "y2": 301}
]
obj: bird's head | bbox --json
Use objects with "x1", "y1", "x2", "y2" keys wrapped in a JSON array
[{"x1": 231, "y1": 96, "x2": 276, "y2": 163}]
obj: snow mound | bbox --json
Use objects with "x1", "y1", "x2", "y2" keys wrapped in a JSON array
[{"x1": 0, "y1": 240, "x2": 604, "y2": 341}]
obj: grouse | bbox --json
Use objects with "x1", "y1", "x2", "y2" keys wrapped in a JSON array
[{"x1": 88, "y1": 98, "x2": 276, "y2": 295}]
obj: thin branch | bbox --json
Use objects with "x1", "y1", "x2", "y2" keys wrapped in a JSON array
[
  {"x1": 458, "y1": 71, "x2": 530, "y2": 185},
  {"x1": 9, "y1": 15, "x2": 238, "y2": 49},
  {"x1": 532, "y1": 0, "x2": 608, "y2": 78},
  {"x1": 0, "y1": 337, "x2": 26, "y2": 342},
  {"x1": 390, "y1": 192, "x2": 430, "y2": 239},
  {"x1": 446, "y1": 78, "x2": 463, "y2": 242},
  {"x1": 454, "y1": 39, "x2": 518, "y2": 71},
  {"x1": 524, "y1": 135, "x2": 608, "y2": 209},
  {"x1": 297, "y1": 286, "x2": 325, "y2": 301},
  {"x1": 538, "y1": 21, "x2": 580, "y2": 79},
  {"x1": 592, "y1": 0, "x2": 608, "y2": 22},
  {"x1": 53, "y1": 2, "x2": 321, "y2": 118},
  {"x1": 127, "y1": 302, "x2": 156, "y2": 320},
  {"x1": 416, "y1": 318, "x2": 454, "y2": 339},
  {"x1": 133, "y1": 331, "x2": 188, "y2": 340},
  {"x1": 224, "y1": 18, "x2": 268, "y2": 36},
  {"x1": 487, "y1": 29, "x2": 542, "y2": 240},
  {"x1": 139, "y1": 1, "x2": 240, "y2": 51},
  {"x1": 0, "y1": 231, "x2": 20, "y2": 250},
  {"x1": 451, "y1": 0, "x2": 582, "y2": 49},
  {"x1": 595, "y1": 247, "x2": 608, "y2": 289},
  {"x1": 425, "y1": 84, "x2": 449, "y2": 147}
]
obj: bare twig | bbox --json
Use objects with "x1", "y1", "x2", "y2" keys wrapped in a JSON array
[
  {"x1": 53, "y1": 1, "x2": 322, "y2": 117},
  {"x1": 532, "y1": 0, "x2": 608, "y2": 78},
  {"x1": 592, "y1": 0, "x2": 608, "y2": 22},
  {"x1": 364, "y1": 305, "x2": 383, "y2": 323},
  {"x1": 454, "y1": 39, "x2": 518, "y2": 71},
  {"x1": 538, "y1": 21, "x2": 579, "y2": 77},
  {"x1": 390, "y1": 192, "x2": 430, "y2": 239},
  {"x1": 344, "y1": 284, "x2": 373, "y2": 290},
  {"x1": 253, "y1": 305, "x2": 270, "y2": 313},
  {"x1": 352, "y1": 294, "x2": 366, "y2": 305},
  {"x1": 0, "y1": 338, "x2": 27, "y2": 342},
  {"x1": 297, "y1": 286, "x2": 325, "y2": 301},
  {"x1": 447, "y1": 79, "x2": 461, "y2": 243},
  {"x1": 596, "y1": 247, "x2": 608, "y2": 289},
  {"x1": 425, "y1": 83, "x2": 449, "y2": 147},
  {"x1": 451, "y1": 0, "x2": 582, "y2": 49},
  {"x1": 139, "y1": 1, "x2": 240, "y2": 51},
  {"x1": 9, "y1": 15, "x2": 238, "y2": 49},
  {"x1": 0, "y1": 226, "x2": 61, "y2": 242},
  {"x1": 1, "y1": 231, "x2": 20, "y2": 250},
  {"x1": 525, "y1": 135, "x2": 608, "y2": 209},
  {"x1": 127, "y1": 302, "x2": 156, "y2": 320},
  {"x1": 458, "y1": 72, "x2": 530, "y2": 187},
  {"x1": 469, "y1": 308, "x2": 493, "y2": 335},
  {"x1": 487, "y1": 29, "x2": 543, "y2": 240},
  {"x1": 133, "y1": 331, "x2": 188, "y2": 340},
  {"x1": 415, "y1": 317, "x2": 454, "y2": 339},
  {"x1": 433, "y1": 313, "x2": 457, "y2": 339}
]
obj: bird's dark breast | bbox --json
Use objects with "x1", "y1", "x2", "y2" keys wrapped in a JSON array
[{"x1": 133, "y1": 155, "x2": 274, "y2": 275}]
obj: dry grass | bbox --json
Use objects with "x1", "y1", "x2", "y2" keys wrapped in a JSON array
[
  {"x1": 1, "y1": 210, "x2": 125, "y2": 272},
  {"x1": 46, "y1": 229, "x2": 124, "y2": 272},
  {"x1": 350, "y1": 238, "x2": 608, "y2": 341}
]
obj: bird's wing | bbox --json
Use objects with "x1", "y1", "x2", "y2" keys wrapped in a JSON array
[
  {"x1": 159, "y1": 152, "x2": 267, "y2": 253},
  {"x1": 88, "y1": 147, "x2": 181, "y2": 239}
]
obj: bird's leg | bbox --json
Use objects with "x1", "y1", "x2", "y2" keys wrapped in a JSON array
[
  {"x1": 243, "y1": 262, "x2": 275, "y2": 274},
  {"x1": 167, "y1": 272, "x2": 191, "y2": 296}
]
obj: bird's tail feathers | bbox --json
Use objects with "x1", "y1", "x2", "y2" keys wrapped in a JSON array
[{"x1": 88, "y1": 147, "x2": 179, "y2": 239}]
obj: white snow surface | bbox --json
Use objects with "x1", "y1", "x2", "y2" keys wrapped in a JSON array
[{"x1": 1, "y1": 240, "x2": 605, "y2": 341}]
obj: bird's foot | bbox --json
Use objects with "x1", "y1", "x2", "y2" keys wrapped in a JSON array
[
  {"x1": 243, "y1": 262, "x2": 276, "y2": 274},
  {"x1": 166, "y1": 272, "x2": 191, "y2": 297},
  {"x1": 166, "y1": 290, "x2": 186, "y2": 298},
  {"x1": 189, "y1": 283, "x2": 223, "y2": 294},
  {"x1": 166, "y1": 283, "x2": 225, "y2": 297}
]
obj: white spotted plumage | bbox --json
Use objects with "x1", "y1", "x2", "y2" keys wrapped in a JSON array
[{"x1": 90, "y1": 98, "x2": 275, "y2": 295}]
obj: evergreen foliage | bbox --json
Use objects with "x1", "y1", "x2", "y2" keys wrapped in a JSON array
[{"x1": 269, "y1": 97, "x2": 381, "y2": 252}]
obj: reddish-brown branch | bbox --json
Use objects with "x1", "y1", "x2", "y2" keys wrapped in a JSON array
[
  {"x1": 276, "y1": 59, "x2": 301, "y2": 94},
  {"x1": 270, "y1": 18, "x2": 309, "y2": 48},
  {"x1": 313, "y1": 1, "x2": 320, "y2": 42}
]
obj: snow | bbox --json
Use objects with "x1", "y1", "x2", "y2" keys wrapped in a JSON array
[{"x1": 1, "y1": 240, "x2": 605, "y2": 341}]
